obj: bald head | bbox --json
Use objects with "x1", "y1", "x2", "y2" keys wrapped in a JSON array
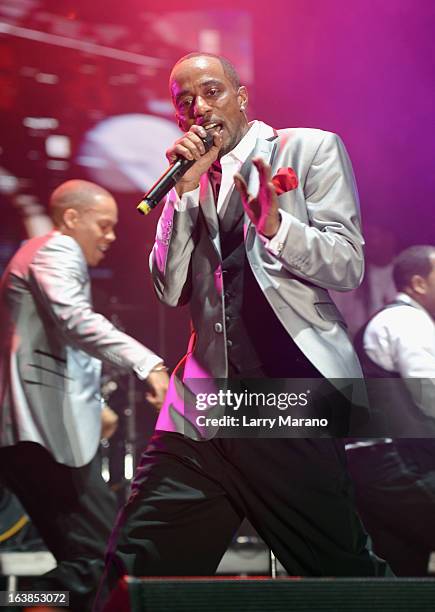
[
  {"x1": 50, "y1": 179, "x2": 118, "y2": 266},
  {"x1": 50, "y1": 179, "x2": 114, "y2": 227}
]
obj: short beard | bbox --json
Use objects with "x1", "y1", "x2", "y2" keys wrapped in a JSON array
[{"x1": 218, "y1": 132, "x2": 242, "y2": 159}]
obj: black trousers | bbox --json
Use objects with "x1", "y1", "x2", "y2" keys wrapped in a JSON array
[
  {"x1": 95, "y1": 337, "x2": 387, "y2": 610},
  {"x1": 95, "y1": 431, "x2": 385, "y2": 609},
  {"x1": 0, "y1": 442, "x2": 117, "y2": 612},
  {"x1": 347, "y1": 440, "x2": 435, "y2": 576}
]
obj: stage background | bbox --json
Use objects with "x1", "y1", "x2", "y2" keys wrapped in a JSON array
[{"x1": 1, "y1": 0, "x2": 434, "y2": 452}]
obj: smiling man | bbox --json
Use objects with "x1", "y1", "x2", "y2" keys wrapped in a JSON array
[{"x1": 0, "y1": 179, "x2": 168, "y2": 611}]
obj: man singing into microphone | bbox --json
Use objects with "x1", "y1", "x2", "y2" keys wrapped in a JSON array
[{"x1": 98, "y1": 53, "x2": 386, "y2": 604}]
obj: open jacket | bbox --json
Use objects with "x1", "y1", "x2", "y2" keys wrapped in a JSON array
[
  {"x1": 150, "y1": 123, "x2": 365, "y2": 438},
  {"x1": 0, "y1": 231, "x2": 160, "y2": 466}
]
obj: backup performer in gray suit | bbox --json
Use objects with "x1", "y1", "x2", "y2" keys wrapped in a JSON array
[
  {"x1": 0, "y1": 180, "x2": 169, "y2": 611},
  {"x1": 98, "y1": 53, "x2": 386, "y2": 605}
]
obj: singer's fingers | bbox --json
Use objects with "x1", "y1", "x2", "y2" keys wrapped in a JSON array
[
  {"x1": 233, "y1": 173, "x2": 249, "y2": 203},
  {"x1": 184, "y1": 130, "x2": 207, "y2": 155},
  {"x1": 169, "y1": 143, "x2": 196, "y2": 162},
  {"x1": 166, "y1": 127, "x2": 210, "y2": 163},
  {"x1": 234, "y1": 174, "x2": 257, "y2": 224},
  {"x1": 166, "y1": 141, "x2": 194, "y2": 163},
  {"x1": 252, "y1": 157, "x2": 273, "y2": 184},
  {"x1": 192, "y1": 124, "x2": 222, "y2": 152},
  {"x1": 183, "y1": 132, "x2": 207, "y2": 158},
  {"x1": 212, "y1": 129, "x2": 223, "y2": 150},
  {"x1": 189, "y1": 124, "x2": 208, "y2": 139},
  {"x1": 171, "y1": 136, "x2": 203, "y2": 161},
  {"x1": 253, "y1": 158, "x2": 277, "y2": 208},
  {"x1": 192, "y1": 124, "x2": 222, "y2": 156}
]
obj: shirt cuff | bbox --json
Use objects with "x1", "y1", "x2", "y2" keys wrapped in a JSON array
[
  {"x1": 134, "y1": 354, "x2": 165, "y2": 381},
  {"x1": 258, "y1": 209, "x2": 292, "y2": 256},
  {"x1": 169, "y1": 186, "x2": 201, "y2": 212}
]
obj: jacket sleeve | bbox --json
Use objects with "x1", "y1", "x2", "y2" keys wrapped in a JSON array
[
  {"x1": 268, "y1": 132, "x2": 364, "y2": 291},
  {"x1": 150, "y1": 187, "x2": 201, "y2": 307},
  {"x1": 29, "y1": 235, "x2": 162, "y2": 379}
]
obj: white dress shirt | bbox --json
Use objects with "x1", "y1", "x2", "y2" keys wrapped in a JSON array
[{"x1": 363, "y1": 292, "x2": 435, "y2": 417}]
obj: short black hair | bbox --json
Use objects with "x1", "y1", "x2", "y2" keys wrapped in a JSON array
[
  {"x1": 392, "y1": 245, "x2": 435, "y2": 291},
  {"x1": 171, "y1": 52, "x2": 241, "y2": 90}
]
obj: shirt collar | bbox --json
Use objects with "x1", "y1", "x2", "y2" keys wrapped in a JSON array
[
  {"x1": 221, "y1": 120, "x2": 260, "y2": 165},
  {"x1": 396, "y1": 291, "x2": 428, "y2": 314}
]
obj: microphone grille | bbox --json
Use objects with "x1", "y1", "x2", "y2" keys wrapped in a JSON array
[{"x1": 202, "y1": 130, "x2": 215, "y2": 152}]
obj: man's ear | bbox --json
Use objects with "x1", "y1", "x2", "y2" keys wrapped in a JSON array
[
  {"x1": 63, "y1": 208, "x2": 79, "y2": 230},
  {"x1": 410, "y1": 273, "x2": 427, "y2": 295},
  {"x1": 237, "y1": 86, "x2": 248, "y2": 112}
]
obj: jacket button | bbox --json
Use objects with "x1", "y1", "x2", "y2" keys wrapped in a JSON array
[
  {"x1": 214, "y1": 323, "x2": 223, "y2": 333},
  {"x1": 226, "y1": 339, "x2": 233, "y2": 347}
]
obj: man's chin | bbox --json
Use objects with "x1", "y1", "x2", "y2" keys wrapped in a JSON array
[
  {"x1": 218, "y1": 135, "x2": 240, "y2": 158},
  {"x1": 87, "y1": 253, "x2": 104, "y2": 266},
  {"x1": 218, "y1": 143, "x2": 231, "y2": 159}
]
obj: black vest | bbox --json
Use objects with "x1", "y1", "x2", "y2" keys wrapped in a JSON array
[
  {"x1": 354, "y1": 301, "x2": 435, "y2": 437},
  {"x1": 218, "y1": 189, "x2": 320, "y2": 379}
]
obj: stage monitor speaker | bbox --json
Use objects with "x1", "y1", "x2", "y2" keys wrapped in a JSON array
[{"x1": 103, "y1": 577, "x2": 435, "y2": 612}]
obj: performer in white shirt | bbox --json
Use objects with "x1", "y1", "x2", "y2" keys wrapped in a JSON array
[{"x1": 348, "y1": 244, "x2": 435, "y2": 575}]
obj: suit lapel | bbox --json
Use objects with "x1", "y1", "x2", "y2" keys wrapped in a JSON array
[
  {"x1": 244, "y1": 127, "x2": 279, "y2": 239},
  {"x1": 199, "y1": 174, "x2": 221, "y2": 259},
  {"x1": 198, "y1": 122, "x2": 279, "y2": 255}
]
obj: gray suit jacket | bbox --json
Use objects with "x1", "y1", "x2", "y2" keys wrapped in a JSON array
[
  {"x1": 0, "y1": 231, "x2": 161, "y2": 466},
  {"x1": 150, "y1": 123, "x2": 365, "y2": 438}
]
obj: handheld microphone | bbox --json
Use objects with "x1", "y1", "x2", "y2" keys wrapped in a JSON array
[{"x1": 137, "y1": 130, "x2": 215, "y2": 215}]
